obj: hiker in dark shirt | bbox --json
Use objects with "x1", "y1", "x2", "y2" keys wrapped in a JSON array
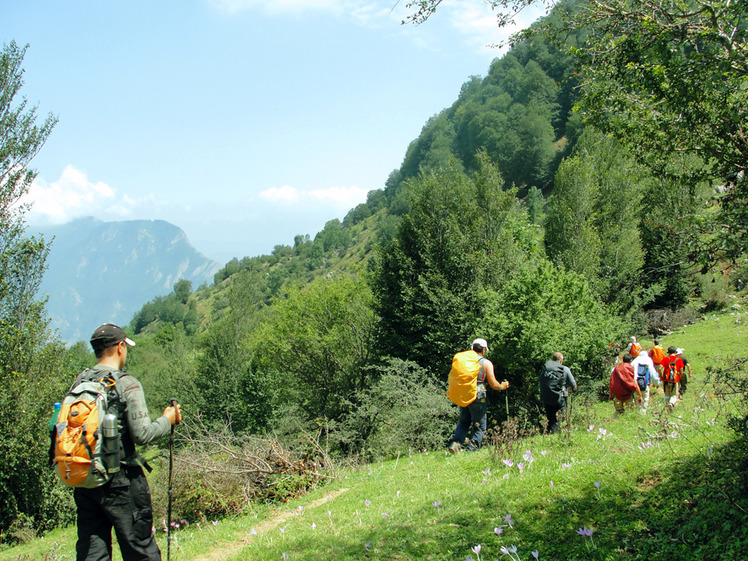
[
  {"x1": 75, "y1": 324, "x2": 181, "y2": 561},
  {"x1": 676, "y1": 348, "x2": 692, "y2": 398},
  {"x1": 539, "y1": 352, "x2": 577, "y2": 433}
]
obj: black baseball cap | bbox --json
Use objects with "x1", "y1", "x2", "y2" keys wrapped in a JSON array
[{"x1": 90, "y1": 323, "x2": 135, "y2": 352}]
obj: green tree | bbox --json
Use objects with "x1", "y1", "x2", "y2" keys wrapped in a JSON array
[
  {"x1": 248, "y1": 275, "x2": 377, "y2": 424},
  {"x1": 482, "y1": 259, "x2": 625, "y2": 407},
  {"x1": 545, "y1": 129, "x2": 648, "y2": 311},
  {"x1": 0, "y1": 40, "x2": 71, "y2": 536},
  {"x1": 193, "y1": 270, "x2": 272, "y2": 433},
  {"x1": 526, "y1": 185, "x2": 545, "y2": 225},
  {"x1": 173, "y1": 279, "x2": 192, "y2": 304},
  {"x1": 371, "y1": 153, "x2": 542, "y2": 375}
]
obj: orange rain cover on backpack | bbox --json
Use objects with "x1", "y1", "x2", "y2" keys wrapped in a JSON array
[
  {"x1": 55, "y1": 397, "x2": 101, "y2": 486},
  {"x1": 446, "y1": 350, "x2": 485, "y2": 407},
  {"x1": 650, "y1": 345, "x2": 665, "y2": 364}
]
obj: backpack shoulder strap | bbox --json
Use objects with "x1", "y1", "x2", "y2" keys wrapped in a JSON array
[
  {"x1": 68, "y1": 368, "x2": 93, "y2": 392},
  {"x1": 477, "y1": 356, "x2": 487, "y2": 383}
]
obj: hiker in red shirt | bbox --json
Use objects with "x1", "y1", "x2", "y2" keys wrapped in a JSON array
[
  {"x1": 609, "y1": 353, "x2": 643, "y2": 417},
  {"x1": 660, "y1": 346, "x2": 684, "y2": 410}
]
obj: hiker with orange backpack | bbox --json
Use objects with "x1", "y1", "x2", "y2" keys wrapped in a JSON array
[
  {"x1": 660, "y1": 346, "x2": 684, "y2": 410},
  {"x1": 626, "y1": 336, "x2": 643, "y2": 358},
  {"x1": 648, "y1": 338, "x2": 666, "y2": 381},
  {"x1": 59, "y1": 324, "x2": 181, "y2": 561},
  {"x1": 446, "y1": 338, "x2": 509, "y2": 453}
]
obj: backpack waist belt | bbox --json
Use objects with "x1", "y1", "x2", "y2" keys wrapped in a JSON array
[{"x1": 122, "y1": 453, "x2": 153, "y2": 473}]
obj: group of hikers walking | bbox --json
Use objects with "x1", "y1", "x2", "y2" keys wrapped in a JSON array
[
  {"x1": 445, "y1": 335, "x2": 692, "y2": 453},
  {"x1": 611, "y1": 336, "x2": 691, "y2": 415}
]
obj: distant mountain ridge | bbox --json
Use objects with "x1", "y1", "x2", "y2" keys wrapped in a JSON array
[{"x1": 33, "y1": 217, "x2": 222, "y2": 344}]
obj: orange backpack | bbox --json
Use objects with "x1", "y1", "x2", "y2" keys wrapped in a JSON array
[
  {"x1": 52, "y1": 370, "x2": 122, "y2": 488},
  {"x1": 650, "y1": 345, "x2": 665, "y2": 364},
  {"x1": 663, "y1": 358, "x2": 679, "y2": 385},
  {"x1": 630, "y1": 342, "x2": 642, "y2": 358},
  {"x1": 446, "y1": 350, "x2": 486, "y2": 407}
]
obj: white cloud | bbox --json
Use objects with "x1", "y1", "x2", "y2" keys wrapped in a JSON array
[
  {"x1": 21, "y1": 165, "x2": 144, "y2": 225},
  {"x1": 259, "y1": 184, "x2": 368, "y2": 208},
  {"x1": 205, "y1": 0, "x2": 540, "y2": 53},
  {"x1": 259, "y1": 184, "x2": 300, "y2": 203},
  {"x1": 444, "y1": 0, "x2": 547, "y2": 53}
]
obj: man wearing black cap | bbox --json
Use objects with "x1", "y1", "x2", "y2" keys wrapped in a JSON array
[{"x1": 74, "y1": 323, "x2": 180, "y2": 561}]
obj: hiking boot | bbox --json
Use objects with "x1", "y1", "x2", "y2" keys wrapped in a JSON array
[
  {"x1": 448, "y1": 441, "x2": 461, "y2": 454},
  {"x1": 464, "y1": 441, "x2": 480, "y2": 453}
]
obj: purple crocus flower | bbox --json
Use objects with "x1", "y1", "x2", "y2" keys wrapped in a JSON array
[
  {"x1": 502, "y1": 459, "x2": 514, "y2": 468},
  {"x1": 532, "y1": 550, "x2": 539, "y2": 559}
]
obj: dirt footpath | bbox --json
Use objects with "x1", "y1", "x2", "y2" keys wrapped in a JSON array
[{"x1": 192, "y1": 488, "x2": 349, "y2": 561}]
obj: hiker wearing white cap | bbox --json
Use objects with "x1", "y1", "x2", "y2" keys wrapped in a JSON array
[{"x1": 446, "y1": 338, "x2": 509, "y2": 453}]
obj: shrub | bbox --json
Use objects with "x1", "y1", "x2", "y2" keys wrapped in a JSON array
[
  {"x1": 644, "y1": 307, "x2": 700, "y2": 336},
  {"x1": 704, "y1": 358, "x2": 748, "y2": 492},
  {"x1": 337, "y1": 358, "x2": 455, "y2": 460},
  {"x1": 150, "y1": 418, "x2": 333, "y2": 522}
]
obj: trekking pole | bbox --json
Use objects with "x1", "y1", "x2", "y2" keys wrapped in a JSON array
[
  {"x1": 503, "y1": 380, "x2": 509, "y2": 418},
  {"x1": 167, "y1": 398, "x2": 179, "y2": 561}
]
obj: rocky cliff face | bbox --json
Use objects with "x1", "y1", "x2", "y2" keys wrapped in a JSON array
[{"x1": 33, "y1": 217, "x2": 222, "y2": 344}]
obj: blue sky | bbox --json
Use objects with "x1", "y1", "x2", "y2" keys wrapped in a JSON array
[{"x1": 5, "y1": 0, "x2": 543, "y2": 263}]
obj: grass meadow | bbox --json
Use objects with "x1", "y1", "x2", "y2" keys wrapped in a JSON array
[{"x1": 3, "y1": 304, "x2": 746, "y2": 561}]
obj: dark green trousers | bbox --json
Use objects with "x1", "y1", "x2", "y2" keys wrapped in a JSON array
[{"x1": 74, "y1": 465, "x2": 161, "y2": 561}]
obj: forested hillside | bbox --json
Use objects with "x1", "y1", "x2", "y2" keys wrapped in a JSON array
[
  {"x1": 119, "y1": 0, "x2": 746, "y2": 442},
  {"x1": 1, "y1": 0, "x2": 746, "y2": 545},
  {"x1": 114, "y1": 0, "x2": 745, "y2": 453}
]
